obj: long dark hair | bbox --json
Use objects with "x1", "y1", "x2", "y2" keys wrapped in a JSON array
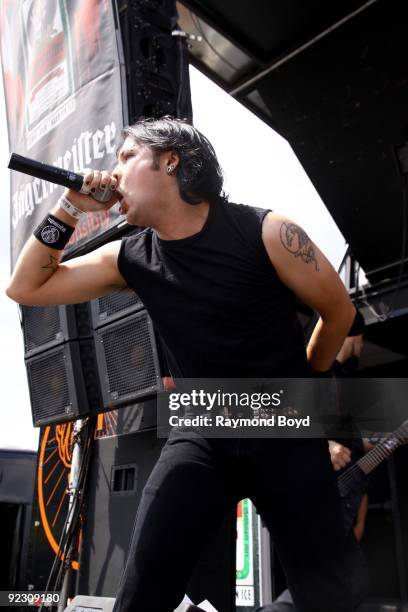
[{"x1": 122, "y1": 116, "x2": 228, "y2": 205}]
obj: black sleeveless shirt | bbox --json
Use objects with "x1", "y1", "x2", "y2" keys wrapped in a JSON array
[{"x1": 118, "y1": 201, "x2": 309, "y2": 378}]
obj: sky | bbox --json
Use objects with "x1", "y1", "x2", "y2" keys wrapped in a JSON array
[
  {"x1": 0, "y1": 72, "x2": 37, "y2": 450},
  {"x1": 0, "y1": 65, "x2": 347, "y2": 451}
]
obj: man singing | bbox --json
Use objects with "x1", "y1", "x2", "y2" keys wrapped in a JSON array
[{"x1": 7, "y1": 116, "x2": 356, "y2": 612}]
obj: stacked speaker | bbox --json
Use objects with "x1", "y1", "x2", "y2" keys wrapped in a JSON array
[
  {"x1": 23, "y1": 302, "x2": 99, "y2": 427},
  {"x1": 92, "y1": 291, "x2": 163, "y2": 408},
  {"x1": 117, "y1": 0, "x2": 192, "y2": 122},
  {"x1": 22, "y1": 290, "x2": 164, "y2": 427}
]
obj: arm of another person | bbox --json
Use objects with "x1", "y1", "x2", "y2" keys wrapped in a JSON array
[
  {"x1": 262, "y1": 213, "x2": 356, "y2": 371},
  {"x1": 5, "y1": 171, "x2": 127, "y2": 306},
  {"x1": 328, "y1": 440, "x2": 369, "y2": 541},
  {"x1": 353, "y1": 494, "x2": 368, "y2": 542}
]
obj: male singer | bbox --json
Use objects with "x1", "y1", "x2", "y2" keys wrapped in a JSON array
[{"x1": 7, "y1": 116, "x2": 356, "y2": 612}]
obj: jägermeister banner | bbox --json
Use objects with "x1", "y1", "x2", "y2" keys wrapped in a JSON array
[{"x1": 0, "y1": 0, "x2": 126, "y2": 267}]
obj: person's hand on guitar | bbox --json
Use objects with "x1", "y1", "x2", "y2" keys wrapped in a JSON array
[{"x1": 328, "y1": 440, "x2": 352, "y2": 471}]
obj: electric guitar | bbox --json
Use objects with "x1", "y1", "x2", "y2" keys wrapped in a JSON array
[{"x1": 337, "y1": 419, "x2": 408, "y2": 534}]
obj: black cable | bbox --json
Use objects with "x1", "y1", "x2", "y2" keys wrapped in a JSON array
[
  {"x1": 40, "y1": 463, "x2": 80, "y2": 610},
  {"x1": 50, "y1": 419, "x2": 95, "y2": 600},
  {"x1": 53, "y1": 419, "x2": 96, "y2": 585},
  {"x1": 53, "y1": 428, "x2": 93, "y2": 591}
]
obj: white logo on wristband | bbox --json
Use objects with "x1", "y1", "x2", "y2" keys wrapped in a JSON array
[{"x1": 41, "y1": 225, "x2": 60, "y2": 244}]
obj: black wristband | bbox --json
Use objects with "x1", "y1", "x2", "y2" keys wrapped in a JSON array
[{"x1": 33, "y1": 213, "x2": 75, "y2": 250}]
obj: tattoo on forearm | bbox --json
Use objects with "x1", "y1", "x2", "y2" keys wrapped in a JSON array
[
  {"x1": 279, "y1": 222, "x2": 320, "y2": 271},
  {"x1": 41, "y1": 255, "x2": 59, "y2": 272}
]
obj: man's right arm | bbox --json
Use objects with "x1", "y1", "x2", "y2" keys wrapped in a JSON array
[
  {"x1": 6, "y1": 236, "x2": 125, "y2": 306},
  {"x1": 6, "y1": 171, "x2": 127, "y2": 306}
]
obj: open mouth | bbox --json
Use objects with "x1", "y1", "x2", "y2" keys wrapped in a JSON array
[
  {"x1": 118, "y1": 200, "x2": 128, "y2": 215},
  {"x1": 115, "y1": 191, "x2": 127, "y2": 215}
]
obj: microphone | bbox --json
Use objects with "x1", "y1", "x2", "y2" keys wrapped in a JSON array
[{"x1": 8, "y1": 153, "x2": 113, "y2": 202}]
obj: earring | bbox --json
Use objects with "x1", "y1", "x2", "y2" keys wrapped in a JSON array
[{"x1": 167, "y1": 165, "x2": 175, "y2": 174}]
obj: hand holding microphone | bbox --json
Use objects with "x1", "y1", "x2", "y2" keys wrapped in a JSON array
[
  {"x1": 8, "y1": 153, "x2": 121, "y2": 214},
  {"x1": 71, "y1": 167, "x2": 120, "y2": 213}
]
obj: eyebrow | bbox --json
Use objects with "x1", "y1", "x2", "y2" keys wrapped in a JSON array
[{"x1": 116, "y1": 143, "x2": 138, "y2": 160}]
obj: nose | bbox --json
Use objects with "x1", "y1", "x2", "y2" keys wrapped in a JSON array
[{"x1": 111, "y1": 163, "x2": 121, "y2": 180}]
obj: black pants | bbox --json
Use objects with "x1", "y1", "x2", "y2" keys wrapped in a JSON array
[
  {"x1": 113, "y1": 429, "x2": 353, "y2": 612},
  {"x1": 256, "y1": 536, "x2": 369, "y2": 612}
]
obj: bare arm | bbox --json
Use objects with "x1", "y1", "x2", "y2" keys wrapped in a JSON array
[
  {"x1": 353, "y1": 494, "x2": 368, "y2": 542},
  {"x1": 6, "y1": 171, "x2": 126, "y2": 306},
  {"x1": 262, "y1": 213, "x2": 355, "y2": 371}
]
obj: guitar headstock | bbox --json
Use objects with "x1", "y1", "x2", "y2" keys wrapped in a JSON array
[
  {"x1": 381, "y1": 419, "x2": 408, "y2": 450},
  {"x1": 367, "y1": 420, "x2": 408, "y2": 451},
  {"x1": 395, "y1": 419, "x2": 408, "y2": 445}
]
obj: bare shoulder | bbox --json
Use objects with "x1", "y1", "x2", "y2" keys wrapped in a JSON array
[
  {"x1": 260, "y1": 212, "x2": 353, "y2": 318},
  {"x1": 261, "y1": 212, "x2": 320, "y2": 272}
]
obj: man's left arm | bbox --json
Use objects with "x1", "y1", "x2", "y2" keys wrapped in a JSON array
[{"x1": 262, "y1": 213, "x2": 355, "y2": 372}]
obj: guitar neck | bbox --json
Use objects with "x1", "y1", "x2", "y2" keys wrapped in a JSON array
[{"x1": 357, "y1": 434, "x2": 401, "y2": 475}]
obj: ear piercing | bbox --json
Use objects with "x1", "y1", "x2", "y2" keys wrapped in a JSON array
[{"x1": 167, "y1": 165, "x2": 175, "y2": 174}]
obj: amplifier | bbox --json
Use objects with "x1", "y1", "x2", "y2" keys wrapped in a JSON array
[
  {"x1": 94, "y1": 309, "x2": 162, "y2": 410},
  {"x1": 26, "y1": 339, "x2": 102, "y2": 427},
  {"x1": 91, "y1": 289, "x2": 143, "y2": 328},
  {"x1": 21, "y1": 303, "x2": 92, "y2": 358}
]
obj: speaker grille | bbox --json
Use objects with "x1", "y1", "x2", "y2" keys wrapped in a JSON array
[
  {"x1": 92, "y1": 290, "x2": 143, "y2": 327},
  {"x1": 22, "y1": 305, "x2": 64, "y2": 355},
  {"x1": 26, "y1": 348, "x2": 73, "y2": 424},
  {"x1": 96, "y1": 311, "x2": 161, "y2": 405}
]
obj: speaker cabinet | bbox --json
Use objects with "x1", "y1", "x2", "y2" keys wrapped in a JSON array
[
  {"x1": 26, "y1": 339, "x2": 102, "y2": 427},
  {"x1": 22, "y1": 302, "x2": 100, "y2": 427},
  {"x1": 94, "y1": 310, "x2": 162, "y2": 410},
  {"x1": 77, "y1": 429, "x2": 235, "y2": 611},
  {"x1": 22, "y1": 296, "x2": 164, "y2": 426},
  {"x1": 77, "y1": 430, "x2": 166, "y2": 597},
  {"x1": 21, "y1": 303, "x2": 92, "y2": 358},
  {"x1": 117, "y1": 0, "x2": 192, "y2": 124},
  {"x1": 91, "y1": 290, "x2": 143, "y2": 328}
]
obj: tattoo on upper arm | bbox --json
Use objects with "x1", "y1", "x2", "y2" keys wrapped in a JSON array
[
  {"x1": 41, "y1": 255, "x2": 59, "y2": 272},
  {"x1": 279, "y1": 222, "x2": 320, "y2": 271}
]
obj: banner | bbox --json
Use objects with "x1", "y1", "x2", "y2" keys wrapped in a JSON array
[{"x1": 0, "y1": 0, "x2": 126, "y2": 267}]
